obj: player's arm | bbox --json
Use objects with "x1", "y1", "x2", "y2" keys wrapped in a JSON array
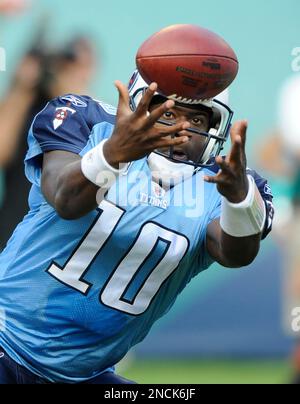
[
  {"x1": 41, "y1": 82, "x2": 190, "y2": 220},
  {"x1": 41, "y1": 151, "x2": 99, "y2": 219},
  {"x1": 206, "y1": 220, "x2": 261, "y2": 268},
  {"x1": 205, "y1": 121, "x2": 268, "y2": 268}
]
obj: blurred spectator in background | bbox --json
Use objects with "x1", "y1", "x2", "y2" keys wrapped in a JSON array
[
  {"x1": 258, "y1": 74, "x2": 300, "y2": 384},
  {"x1": 0, "y1": 34, "x2": 97, "y2": 250},
  {"x1": 0, "y1": 0, "x2": 31, "y2": 211},
  {"x1": 0, "y1": 0, "x2": 29, "y2": 15}
]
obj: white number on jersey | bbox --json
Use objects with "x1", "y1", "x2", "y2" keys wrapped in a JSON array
[{"x1": 47, "y1": 200, "x2": 189, "y2": 315}]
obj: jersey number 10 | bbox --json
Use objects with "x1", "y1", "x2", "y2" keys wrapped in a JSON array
[{"x1": 47, "y1": 200, "x2": 189, "y2": 315}]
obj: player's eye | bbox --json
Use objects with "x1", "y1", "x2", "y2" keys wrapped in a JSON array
[
  {"x1": 191, "y1": 116, "x2": 207, "y2": 128},
  {"x1": 162, "y1": 111, "x2": 175, "y2": 120}
]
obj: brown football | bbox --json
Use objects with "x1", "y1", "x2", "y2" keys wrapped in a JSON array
[{"x1": 136, "y1": 24, "x2": 239, "y2": 102}]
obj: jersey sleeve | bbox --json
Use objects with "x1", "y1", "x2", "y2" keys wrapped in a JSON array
[
  {"x1": 246, "y1": 168, "x2": 274, "y2": 240},
  {"x1": 24, "y1": 94, "x2": 116, "y2": 186}
]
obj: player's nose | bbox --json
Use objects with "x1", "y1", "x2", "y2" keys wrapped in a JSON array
[{"x1": 174, "y1": 127, "x2": 193, "y2": 139}]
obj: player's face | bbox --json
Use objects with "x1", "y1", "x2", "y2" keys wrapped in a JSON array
[{"x1": 149, "y1": 103, "x2": 211, "y2": 164}]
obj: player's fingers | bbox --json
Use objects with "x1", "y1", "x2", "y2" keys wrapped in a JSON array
[
  {"x1": 144, "y1": 99, "x2": 175, "y2": 128},
  {"x1": 151, "y1": 121, "x2": 191, "y2": 139},
  {"x1": 203, "y1": 174, "x2": 224, "y2": 185},
  {"x1": 215, "y1": 156, "x2": 233, "y2": 173},
  {"x1": 145, "y1": 122, "x2": 191, "y2": 142},
  {"x1": 229, "y1": 120, "x2": 248, "y2": 160},
  {"x1": 135, "y1": 83, "x2": 158, "y2": 117},
  {"x1": 153, "y1": 135, "x2": 190, "y2": 149},
  {"x1": 115, "y1": 81, "x2": 131, "y2": 116},
  {"x1": 227, "y1": 133, "x2": 243, "y2": 165},
  {"x1": 230, "y1": 120, "x2": 248, "y2": 145}
]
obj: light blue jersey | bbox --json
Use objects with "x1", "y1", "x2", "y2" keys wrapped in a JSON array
[{"x1": 0, "y1": 95, "x2": 273, "y2": 383}]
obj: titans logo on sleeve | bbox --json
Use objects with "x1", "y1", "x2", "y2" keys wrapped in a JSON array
[
  {"x1": 53, "y1": 107, "x2": 76, "y2": 130},
  {"x1": 0, "y1": 94, "x2": 274, "y2": 383}
]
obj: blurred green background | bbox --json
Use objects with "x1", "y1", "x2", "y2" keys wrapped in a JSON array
[{"x1": 1, "y1": 0, "x2": 299, "y2": 384}]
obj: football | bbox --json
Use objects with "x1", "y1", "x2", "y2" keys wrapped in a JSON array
[{"x1": 136, "y1": 24, "x2": 239, "y2": 102}]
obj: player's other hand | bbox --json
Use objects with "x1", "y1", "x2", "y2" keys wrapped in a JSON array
[
  {"x1": 204, "y1": 120, "x2": 249, "y2": 203},
  {"x1": 103, "y1": 81, "x2": 191, "y2": 168}
]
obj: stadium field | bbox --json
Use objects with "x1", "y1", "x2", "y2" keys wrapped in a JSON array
[{"x1": 121, "y1": 359, "x2": 291, "y2": 384}]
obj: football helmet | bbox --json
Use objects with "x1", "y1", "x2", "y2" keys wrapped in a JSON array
[{"x1": 128, "y1": 70, "x2": 233, "y2": 168}]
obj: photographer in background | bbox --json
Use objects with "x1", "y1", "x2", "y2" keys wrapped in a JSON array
[{"x1": 0, "y1": 35, "x2": 96, "y2": 250}]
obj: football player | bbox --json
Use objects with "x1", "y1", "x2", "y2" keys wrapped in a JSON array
[{"x1": 0, "y1": 70, "x2": 274, "y2": 384}]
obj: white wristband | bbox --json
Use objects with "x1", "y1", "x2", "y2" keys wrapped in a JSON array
[
  {"x1": 220, "y1": 175, "x2": 266, "y2": 237},
  {"x1": 81, "y1": 139, "x2": 129, "y2": 188}
]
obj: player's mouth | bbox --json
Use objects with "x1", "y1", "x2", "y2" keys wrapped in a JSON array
[
  {"x1": 171, "y1": 150, "x2": 189, "y2": 162},
  {"x1": 156, "y1": 147, "x2": 193, "y2": 163}
]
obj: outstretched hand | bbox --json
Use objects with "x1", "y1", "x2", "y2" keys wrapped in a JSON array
[
  {"x1": 103, "y1": 81, "x2": 191, "y2": 168},
  {"x1": 204, "y1": 120, "x2": 249, "y2": 203}
]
